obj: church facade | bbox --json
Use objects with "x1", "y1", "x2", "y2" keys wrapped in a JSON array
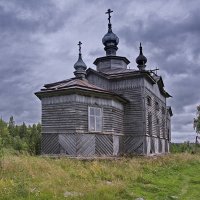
[{"x1": 35, "y1": 9, "x2": 172, "y2": 156}]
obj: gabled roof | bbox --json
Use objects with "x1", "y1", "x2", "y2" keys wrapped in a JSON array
[
  {"x1": 43, "y1": 78, "x2": 107, "y2": 91},
  {"x1": 35, "y1": 78, "x2": 129, "y2": 103}
]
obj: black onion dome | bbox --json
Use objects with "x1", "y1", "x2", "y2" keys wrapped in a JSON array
[
  {"x1": 102, "y1": 29, "x2": 119, "y2": 46},
  {"x1": 74, "y1": 54, "x2": 87, "y2": 70},
  {"x1": 136, "y1": 43, "x2": 147, "y2": 65}
]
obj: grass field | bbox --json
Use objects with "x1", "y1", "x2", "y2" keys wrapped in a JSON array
[{"x1": 0, "y1": 150, "x2": 200, "y2": 200}]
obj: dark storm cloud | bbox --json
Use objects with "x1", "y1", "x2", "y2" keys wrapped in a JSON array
[
  {"x1": 0, "y1": 0, "x2": 77, "y2": 123},
  {"x1": 0, "y1": 32, "x2": 42, "y2": 123},
  {"x1": 0, "y1": 0, "x2": 72, "y2": 34}
]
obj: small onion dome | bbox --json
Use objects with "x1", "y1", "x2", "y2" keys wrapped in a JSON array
[
  {"x1": 74, "y1": 53, "x2": 87, "y2": 79},
  {"x1": 74, "y1": 54, "x2": 87, "y2": 71},
  {"x1": 136, "y1": 42, "x2": 147, "y2": 66},
  {"x1": 102, "y1": 27, "x2": 119, "y2": 46},
  {"x1": 102, "y1": 25, "x2": 119, "y2": 56},
  {"x1": 74, "y1": 41, "x2": 87, "y2": 79},
  {"x1": 102, "y1": 9, "x2": 119, "y2": 56},
  {"x1": 136, "y1": 43, "x2": 147, "y2": 71}
]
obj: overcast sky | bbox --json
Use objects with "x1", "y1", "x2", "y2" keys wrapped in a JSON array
[{"x1": 0, "y1": 0, "x2": 199, "y2": 142}]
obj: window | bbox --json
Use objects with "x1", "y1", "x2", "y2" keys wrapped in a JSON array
[
  {"x1": 88, "y1": 107, "x2": 102, "y2": 132},
  {"x1": 147, "y1": 96, "x2": 152, "y2": 106},
  {"x1": 162, "y1": 106, "x2": 165, "y2": 115},
  {"x1": 167, "y1": 129, "x2": 170, "y2": 140},
  {"x1": 162, "y1": 119, "x2": 165, "y2": 137},
  {"x1": 155, "y1": 101, "x2": 159, "y2": 111},
  {"x1": 147, "y1": 112, "x2": 152, "y2": 135},
  {"x1": 156, "y1": 117, "x2": 160, "y2": 136}
]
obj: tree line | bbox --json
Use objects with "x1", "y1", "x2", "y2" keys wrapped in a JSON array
[{"x1": 0, "y1": 116, "x2": 41, "y2": 155}]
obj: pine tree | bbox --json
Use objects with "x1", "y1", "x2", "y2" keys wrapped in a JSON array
[
  {"x1": 0, "y1": 118, "x2": 10, "y2": 146},
  {"x1": 8, "y1": 116, "x2": 15, "y2": 137},
  {"x1": 19, "y1": 122, "x2": 27, "y2": 138}
]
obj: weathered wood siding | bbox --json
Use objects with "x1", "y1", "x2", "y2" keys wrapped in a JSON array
[
  {"x1": 87, "y1": 74, "x2": 144, "y2": 90},
  {"x1": 42, "y1": 94, "x2": 124, "y2": 134},
  {"x1": 87, "y1": 74, "x2": 147, "y2": 154},
  {"x1": 124, "y1": 136, "x2": 144, "y2": 154},
  {"x1": 42, "y1": 102, "x2": 79, "y2": 134},
  {"x1": 41, "y1": 133, "x2": 60, "y2": 154},
  {"x1": 87, "y1": 74, "x2": 109, "y2": 89},
  {"x1": 103, "y1": 107, "x2": 124, "y2": 135},
  {"x1": 144, "y1": 87, "x2": 167, "y2": 139},
  {"x1": 87, "y1": 72, "x2": 171, "y2": 155},
  {"x1": 144, "y1": 79, "x2": 171, "y2": 154},
  {"x1": 87, "y1": 74, "x2": 145, "y2": 136},
  {"x1": 59, "y1": 133, "x2": 122, "y2": 157},
  {"x1": 144, "y1": 79, "x2": 165, "y2": 102},
  {"x1": 41, "y1": 94, "x2": 124, "y2": 155},
  {"x1": 166, "y1": 110, "x2": 171, "y2": 141},
  {"x1": 115, "y1": 88, "x2": 144, "y2": 135}
]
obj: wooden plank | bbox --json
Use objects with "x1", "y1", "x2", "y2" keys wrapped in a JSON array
[
  {"x1": 95, "y1": 135, "x2": 113, "y2": 156},
  {"x1": 77, "y1": 134, "x2": 95, "y2": 156},
  {"x1": 59, "y1": 134, "x2": 76, "y2": 155},
  {"x1": 124, "y1": 136, "x2": 144, "y2": 154},
  {"x1": 41, "y1": 134, "x2": 59, "y2": 154}
]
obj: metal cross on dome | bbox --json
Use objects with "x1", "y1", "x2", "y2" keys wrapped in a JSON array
[
  {"x1": 105, "y1": 9, "x2": 113, "y2": 24},
  {"x1": 78, "y1": 41, "x2": 82, "y2": 54},
  {"x1": 149, "y1": 67, "x2": 159, "y2": 75}
]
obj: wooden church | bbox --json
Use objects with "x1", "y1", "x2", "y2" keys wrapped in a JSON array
[{"x1": 35, "y1": 9, "x2": 172, "y2": 156}]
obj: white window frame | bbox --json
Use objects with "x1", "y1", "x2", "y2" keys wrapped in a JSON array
[{"x1": 88, "y1": 107, "x2": 103, "y2": 132}]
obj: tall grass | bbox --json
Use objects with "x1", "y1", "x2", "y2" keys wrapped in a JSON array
[{"x1": 0, "y1": 151, "x2": 200, "y2": 200}]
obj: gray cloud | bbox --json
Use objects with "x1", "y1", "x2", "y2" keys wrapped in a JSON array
[{"x1": 0, "y1": 0, "x2": 73, "y2": 34}]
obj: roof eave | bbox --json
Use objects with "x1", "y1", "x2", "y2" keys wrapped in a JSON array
[
  {"x1": 35, "y1": 87, "x2": 129, "y2": 104},
  {"x1": 93, "y1": 55, "x2": 130, "y2": 66}
]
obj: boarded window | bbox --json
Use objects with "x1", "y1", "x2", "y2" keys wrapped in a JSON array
[
  {"x1": 148, "y1": 112, "x2": 152, "y2": 135},
  {"x1": 88, "y1": 107, "x2": 102, "y2": 132},
  {"x1": 147, "y1": 96, "x2": 152, "y2": 106},
  {"x1": 162, "y1": 106, "x2": 165, "y2": 115},
  {"x1": 156, "y1": 117, "x2": 160, "y2": 136},
  {"x1": 167, "y1": 129, "x2": 170, "y2": 140},
  {"x1": 155, "y1": 102, "x2": 159, "y2": 111},
  {"x1": 162, "y1": 119, "x2": 165, "y2": 137}
]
